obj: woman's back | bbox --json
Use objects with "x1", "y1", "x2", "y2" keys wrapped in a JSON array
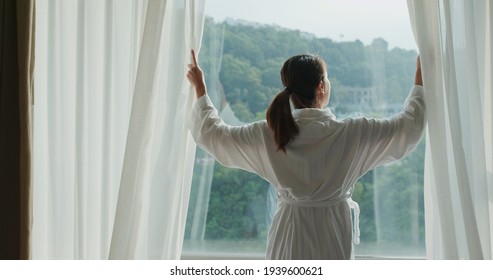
[
  {"x1": 189, "y1": 85, "x2": 425, "y2": 259},
  {"x1": 187, "y1": 51, "x2": 425, "y2": 259}
]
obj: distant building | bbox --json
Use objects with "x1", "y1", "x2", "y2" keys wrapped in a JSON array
[
  {"x1": 334, "y1": 86, "x2": 403, "y2": 118},
  {"x1": 343, "y1": 86, "x2": 375, "y2": 107}
]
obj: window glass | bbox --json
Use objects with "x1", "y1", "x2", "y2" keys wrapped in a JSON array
[{"x1": 182, "y1": 0, "x2": 424, "y2": 258}]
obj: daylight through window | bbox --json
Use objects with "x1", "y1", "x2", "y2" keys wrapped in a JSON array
[{"x1": 182, "y1": 0, "x2": 424, "y2": 259}]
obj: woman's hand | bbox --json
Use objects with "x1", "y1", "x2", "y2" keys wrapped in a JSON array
[
  {"x1": 415, "y1": 55, "x2": 423, "y2": 86},
  {"x1": 187, "y1": 49, "x2": 207, "y2": 98}
]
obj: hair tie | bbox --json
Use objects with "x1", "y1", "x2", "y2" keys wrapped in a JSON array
[{"x1": 284, "y1": 87, "x2": 292, "y2": 94}]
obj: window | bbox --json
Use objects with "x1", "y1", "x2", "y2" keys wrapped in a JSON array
[{"x1": 182, "y1": 0, "x2": 424, "y2": 259}]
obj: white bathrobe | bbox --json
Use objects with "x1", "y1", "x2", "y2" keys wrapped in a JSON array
[{"x1": 189, "y1": 85, "x2": 425, "y2": 259}]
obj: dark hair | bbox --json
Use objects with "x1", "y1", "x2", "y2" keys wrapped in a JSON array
[{"x1": 266, "y1": 54, "x2": 326, "y2": 152}]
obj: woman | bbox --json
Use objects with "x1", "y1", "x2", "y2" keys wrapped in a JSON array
[{"x1": 187, "y1": 50, "x2": 425, "y2": 259}]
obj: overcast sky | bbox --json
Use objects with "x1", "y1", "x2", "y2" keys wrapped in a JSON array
[{"x1": 205, "y1": 0, "x2": 417, "y2": 50}]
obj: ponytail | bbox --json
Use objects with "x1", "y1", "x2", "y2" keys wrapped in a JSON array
[
  {"x1": 266, "y1": 90, "x2": 299, "y2": 152},
  {"x1": 268, "y1": 53, "x2": 326, "y2": 152}
]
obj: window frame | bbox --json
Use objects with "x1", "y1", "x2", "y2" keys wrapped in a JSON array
[{"x1": 183, "y1": 0, "x2": 425, "y2": 260}]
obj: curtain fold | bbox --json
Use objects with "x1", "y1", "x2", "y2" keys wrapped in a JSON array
[
  {"x1": 0, "y1": 0, "x2": 34, "y2": 260},
  {"x1": 33, "y1": 0, "x2": 205, "y2": 259},
  {"x1": 407, "y1": 0, "x2": 493, "y2": 259},
  {"x1": 16, "y1": 0, "x2": 35, "y2": 261},
  {"x1": 108, "y1": 0, "x2": 206, "y2": 260}
]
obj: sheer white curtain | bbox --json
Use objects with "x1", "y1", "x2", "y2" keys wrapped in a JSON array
[
  {"x1": 407, "y1": 0, "x2": 493, "y2": 259},
  {"x1": 33, "y1": 0, "x2": 205, "y2": 259}
]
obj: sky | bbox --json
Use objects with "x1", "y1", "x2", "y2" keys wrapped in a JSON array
[{"x1": 205, "y1": 0, "x2": 417, "y2": 51}]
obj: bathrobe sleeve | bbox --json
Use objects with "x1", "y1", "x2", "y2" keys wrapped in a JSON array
[
  {"x1": 189, "y1": 95, "x2": 268, "y2": 177},
  {"x1": 350, "y1": 85, "x2": 426, "y2": 174}
]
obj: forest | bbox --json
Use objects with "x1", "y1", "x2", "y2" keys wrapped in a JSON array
[{"x1": 184, "y1": 17, "x2": 425, "y2": 257}]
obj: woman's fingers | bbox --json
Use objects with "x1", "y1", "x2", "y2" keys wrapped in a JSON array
[
  {"x1": 414, "y1": 55, "x2": 423, "y2": 86},
  {"x1": 191, "y1": 49, "x2": 198, "y2": 67},
  {"x1": 187, "y1": 49, "x2": 207, "y2": 98}
]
